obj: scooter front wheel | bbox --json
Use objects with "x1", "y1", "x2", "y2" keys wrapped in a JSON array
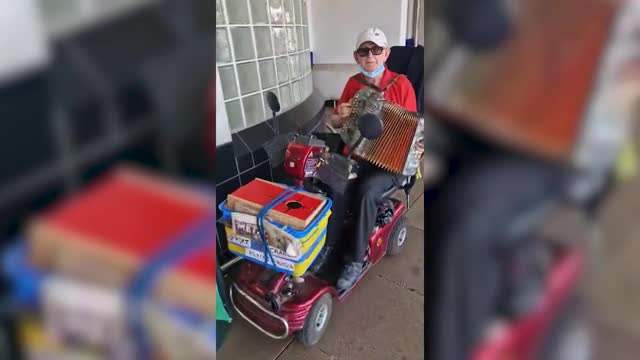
[{"x1": 298, "y1": 293, "x2": 333, "y2": 348}]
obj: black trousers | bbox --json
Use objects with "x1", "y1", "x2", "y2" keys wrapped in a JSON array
[
  {"x1": 351, "y1": 164, "x2": 397, "y2": 263},
  {"x1": 423, "y1": 134, "x2": 567, "y2": 360},
  {"x1": 319, "y1": 161, "x2": 396, "y2": 265}
]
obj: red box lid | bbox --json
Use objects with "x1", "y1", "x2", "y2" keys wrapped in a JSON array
[{"x1": 38, "y1": 166, "x2": 215, "y2": 283}]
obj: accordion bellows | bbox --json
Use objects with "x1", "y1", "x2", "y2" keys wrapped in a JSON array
[{"x1": 342, "y1": 89, "x2": 424, "y2": 176}]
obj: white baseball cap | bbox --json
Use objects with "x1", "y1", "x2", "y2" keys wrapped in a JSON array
[{"x1": 355, "y1": 27, "x2": 388, "y2": 49}]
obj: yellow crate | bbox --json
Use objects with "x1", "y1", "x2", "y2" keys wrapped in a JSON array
[
  {"x1": 228, "y1": 229, "x2": 327, "y2": 277},
  {"x1": 224, "y1": 205, "x2": 330, "y2": 247},
  {"x1": 224, "y1": 205, "x2": 330, "y2": 256}
]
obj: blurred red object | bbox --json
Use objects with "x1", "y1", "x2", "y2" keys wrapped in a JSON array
[
  {"x1": 26, "y1": 164, "x2": 216, "y2": 316},
  {"x1": 472, "y1": 251, "x2": 584, "y2": 360}
]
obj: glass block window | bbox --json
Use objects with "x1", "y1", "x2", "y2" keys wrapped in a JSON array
[{"x1": 217, "y1": 0, "x2": 313, "y2": 132}]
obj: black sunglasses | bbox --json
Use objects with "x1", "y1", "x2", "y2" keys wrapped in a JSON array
[{"x1": 356, "y1": 46, "x2": 384, "y2": 57}]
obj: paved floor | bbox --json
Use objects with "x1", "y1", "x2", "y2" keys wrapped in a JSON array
[
  {"x1": 589, "y1": 171, "x2": 640, "y2": 359},
  {"x1": 217, "y1": 183, "x2": 426, "y2": 360}
]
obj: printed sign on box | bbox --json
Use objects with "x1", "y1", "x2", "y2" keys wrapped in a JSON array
[
  {"x1": 231, "y1": 212, "x2": 302, "y2": 258},
  {"x1": 228, "y1": 234, "x2": 300, "y2": 261},
  {"x1": 244, "y1": 248, "x2": 295, "y2": 272}
]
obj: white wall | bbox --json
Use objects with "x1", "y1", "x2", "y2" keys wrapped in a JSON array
[
  {"x1": 0, "y1": 0, "x2": 50, "y2": 85},
  {"x1": 215, "y1": 68, "x2": 232, "y2": 145},
  {"x1": 312, "y1": 64, "x2": 359, "y2": 100},
  {"x1": 309, "y1": 0, "x2": 408, "y2": 64},
  {"x1": 309, "y1": 0, "x2": 410, "y2": 99}
]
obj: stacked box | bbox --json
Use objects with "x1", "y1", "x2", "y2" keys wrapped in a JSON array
[
  {"x1": 220, "y1": 179, "x2": 332, "y2": 277},
  {"x1": 2, "y1": 164, "x2": 218, "y2": 359},
  {"x1": 3, "y1": 241, "x2": 217, "y2": 359},
  {"x1": 25, "y1": 164, "x2": 217, "y2": 317}
]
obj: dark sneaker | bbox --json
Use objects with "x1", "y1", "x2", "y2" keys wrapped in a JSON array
[{"x1": 337, "y1": 262, "x2": 362, "y2": 290}]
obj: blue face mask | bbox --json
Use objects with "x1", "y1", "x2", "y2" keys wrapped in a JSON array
[{"x1": 359, "y1": 64, "x2": 385, "y2": 78}]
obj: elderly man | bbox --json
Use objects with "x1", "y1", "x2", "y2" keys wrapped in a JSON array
[{"x1": 330, "y1": 27, "x2": 417, "y2": 290}]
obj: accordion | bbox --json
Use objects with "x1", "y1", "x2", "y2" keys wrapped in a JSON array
[{"x1": 340, "y1": 88, "x2": 424, "y2": 176}]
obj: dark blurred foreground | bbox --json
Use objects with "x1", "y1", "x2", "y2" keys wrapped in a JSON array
[
  {"x1": 0, "y1": 1, "x2": 216, "y2": 358},
  {"x1": 423, "y1": 0, "x2": 640, "y2": 359}
]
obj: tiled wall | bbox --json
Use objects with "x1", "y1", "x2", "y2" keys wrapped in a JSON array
[{"x1": 215, "y1": 90, "x2": 326, "y2": 263}]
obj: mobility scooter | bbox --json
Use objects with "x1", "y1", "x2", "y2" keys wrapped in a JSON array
[{"x1": 225, "y1": 92, "x2": 419, "y2": 347}]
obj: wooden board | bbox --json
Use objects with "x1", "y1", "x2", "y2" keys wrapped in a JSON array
[
  {"x1": 26, "y1": 164, "x2": 216, "y2": 316},
  {"x1": 227, "y1": 178, "x2": 327, "y2": 230}
]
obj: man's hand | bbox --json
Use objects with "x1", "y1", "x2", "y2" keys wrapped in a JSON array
[
  {"x1": 338, "y1": 101, "x2": 353, "y2": 118},
  {"x1": 328, "y1": 99, "x2": 354, "y2": 128}
]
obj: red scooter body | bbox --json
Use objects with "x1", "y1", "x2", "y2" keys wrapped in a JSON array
[
  {"x1": 229, "y1": 136, "x2": 409, "y2": 341},
  {"x1": 473, "y1": 250, "x2": 585, "y2": 360},
  {"x1": 230, "y1": 200, "x2": 406, "y2": 339},
  {"x1": 284, "y1": 142, "x2": 326, "y2": 183}
]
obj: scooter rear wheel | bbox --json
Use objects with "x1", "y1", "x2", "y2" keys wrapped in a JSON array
[
  {"x1": 298, "y1": 293, "x2": 333, "y2": 348},
  {"x1": 386, "y1": 216, "x2": 408, "y2": 256}
]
